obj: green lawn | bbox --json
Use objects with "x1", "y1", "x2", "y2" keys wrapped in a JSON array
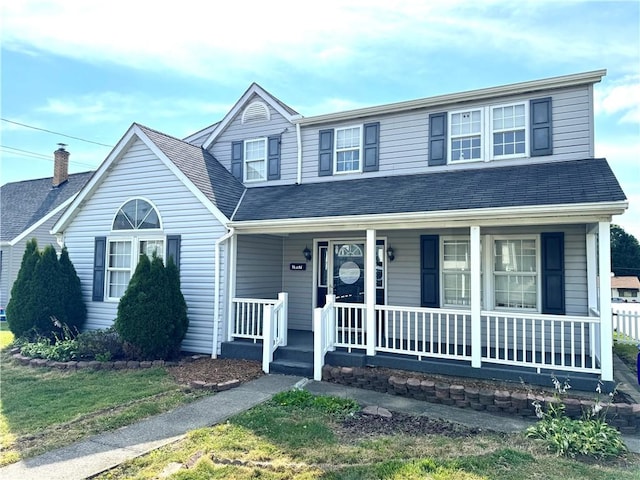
[
  {"x1": 0, "y1": 355, "x2": 208, "y2": 465},
  {"x1": 95, "y1": 391, "x2": 640, "y2": 480},
  {"x1": 0, "y1": 322, "x2": 13, "y2": 349}
]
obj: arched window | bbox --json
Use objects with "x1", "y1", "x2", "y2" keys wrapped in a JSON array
[{"x1": 113, "y1": 199, "x2": 161, "y2": 230}]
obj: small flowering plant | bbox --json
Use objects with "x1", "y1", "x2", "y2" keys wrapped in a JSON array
[{"x1": 525, "y1": 375, "x2": 627, "y2": 459}]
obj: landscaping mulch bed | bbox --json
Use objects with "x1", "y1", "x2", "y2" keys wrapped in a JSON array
[{"x1": 167, "y1": 357, "x2": 264, "y2": 386}]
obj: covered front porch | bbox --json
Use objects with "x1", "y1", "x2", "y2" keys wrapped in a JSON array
[{"x1": 218, "y1": 220, "x2": 615, "y2": 390}]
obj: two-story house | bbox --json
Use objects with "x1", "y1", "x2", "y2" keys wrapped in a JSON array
[{"x1": 52, "y1": 70, "x2": 628, "y2": 390}]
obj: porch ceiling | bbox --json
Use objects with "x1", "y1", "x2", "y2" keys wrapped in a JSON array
[{"x1": 230, "y1": 158, "x2": 627, "y2": 233}]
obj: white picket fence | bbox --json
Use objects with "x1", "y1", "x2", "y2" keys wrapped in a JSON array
[{"x1": 612, "y1": 307, "x2": 640, "y2": 343}]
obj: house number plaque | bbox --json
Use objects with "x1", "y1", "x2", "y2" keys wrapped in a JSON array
[{"x1": 290, "y1": 263, "x2": 307, "y2": 271}]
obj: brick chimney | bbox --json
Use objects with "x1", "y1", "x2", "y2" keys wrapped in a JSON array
[{"x1": 53, "y1": 144, "x2": 69, "y2": 187}]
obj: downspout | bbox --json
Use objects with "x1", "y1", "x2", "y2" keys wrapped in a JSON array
[
  {"x1": 296, "y1": 122, "x2": 302, "y2": 184},
  {"x1": 212, "y1": 227, "x2": 235, "y2": 358}
]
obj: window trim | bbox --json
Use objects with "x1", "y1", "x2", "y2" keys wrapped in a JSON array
[
  {"x1": 243, "y1": 137, "x2": 267, "y2": 183},
  {"x1": 491, "y1": 234, "x2": 540, "y2": 312},
  {"x1": 333, "y1": 125, "x2": 363, "y2": 174},
  {"x1": 105, "y1": 235, "x2": 166, "y2": 302},
  {"x1": 447, "y1": 101, "x2": 529, "y2": 164}
]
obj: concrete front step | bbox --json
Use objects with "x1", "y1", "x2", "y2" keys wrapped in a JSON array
[
  {"x1": 274, "y1": 345, "x2": 314, "y2": 364},
  {"x1": 269, "y1": 359, "x2": 314, "y2": 378}
]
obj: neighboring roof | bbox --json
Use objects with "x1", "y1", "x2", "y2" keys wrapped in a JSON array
[
  {"x1": 232, "y1": 158, "x2": 626, "y2": 222},
  {"x1": 1, "y1": 171, "x2": 94, "y2": 243},
  {"x1": 136, "y1": 125, "x2": 245, "y2": 218},
  {"x1": 611, "y1": 276, "x2": 640, "y2": 290}
]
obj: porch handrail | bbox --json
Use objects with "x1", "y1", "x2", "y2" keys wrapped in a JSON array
[
  {"x1": 481, "y1": 310, "x2": 601, "y2": 374},
  {"x1": 262, "y1": 292, "x2": 288, "y2": 373},
  {"x1": 231, "y1": 297, "x2": 277, "y2": 342},
  {"x1": 612, "y1": 308, "x2": 640, "y2": 343},
  {"x1": 313, "y1": 294, "x2": 336, "y2": 381}
]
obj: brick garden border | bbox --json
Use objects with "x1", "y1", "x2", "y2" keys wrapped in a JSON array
[
  {"x1": 9, "y1": 351, "x2": 241, "y2": 393},
  {"x1": 322, "y1": 365, "x2": 640, "y2": 434}
]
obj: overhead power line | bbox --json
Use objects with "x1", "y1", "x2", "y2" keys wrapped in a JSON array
[
  {"x1": 1, "y1": 145, "x2": 96, "y2": 168},
  {"x1": 1, "y1": 118, "x2": 114, "y2": 148}
]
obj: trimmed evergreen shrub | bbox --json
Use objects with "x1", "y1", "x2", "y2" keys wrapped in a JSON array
[
  {"x1": 6, "y1": 240, "x2": 86, "y2": 339},
  {"x1": 114, "y1": 254, "x2": 188, "y2": 360},
  {"x1": 6, "y1": 239, "x2": 40, "y2": 338},
  {"x1": 58, "y1": 247, "x2": 87, "y2": 333}
]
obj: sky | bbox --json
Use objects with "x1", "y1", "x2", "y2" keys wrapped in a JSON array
[{"x1": 1, "y1": 0, "x2": 639, "y2": 239}]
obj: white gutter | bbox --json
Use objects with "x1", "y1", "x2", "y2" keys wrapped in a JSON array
[
  {"x1": 228, "y1": 200, "x2": 628, "y2": 234},
  {"x1": 212, "y1": 227, "x2": 235, "y2": 358},
  {"x1": 296, "y1": 122, "x2": 302, "y2": 185},
  {"x1": 294, "y1": 69, "x2": 606, "y2": 126}
]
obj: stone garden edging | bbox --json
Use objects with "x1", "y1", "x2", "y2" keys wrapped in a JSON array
[
  {"x1": 322, "y1": 364, "x2": 640, "y2": 434},
  {"x1": 9, "y1": 351, "x2": 241, "y2": 392}
]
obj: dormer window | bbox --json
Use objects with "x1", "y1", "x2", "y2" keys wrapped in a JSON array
[{"x1": 242, "y1": 101, "x2": 270, "y2": 124}]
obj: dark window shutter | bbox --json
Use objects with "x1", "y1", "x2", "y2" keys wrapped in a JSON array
[
  {"x1": 318, "y1": 129, "x2": 334, "y2": 176},
  {"x1": 530, "y1": 97, "x2": 552, "y2": 156},
  {"x1": 267, "y1": 135, "x2": 281, "y2": 180},
  {"x1": 166, "y1": 235, "x2": 181, "y2": 270},
  {"x1": 428, "y1": 112, "x2": 447, "y2": 166},
  {"x1": 420, "y1": 235, "x2": 440, "y2": 307},
  {"x1": 362, "y1": 122, "x2": 380, "y2": 172},
  {"x1": 92, "y1": 237, "x2": 106, "y2": 301},
  {"x1": 541, "y1": 232, "x2": 564, "y2": 314},
  {"x1": 231, "y1": 141, "x2": 243, "y2": 180}
]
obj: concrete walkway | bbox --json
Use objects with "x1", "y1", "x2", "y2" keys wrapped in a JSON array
[{"x1": 2, "y1": 369, "x2": 639, "y2": 480}]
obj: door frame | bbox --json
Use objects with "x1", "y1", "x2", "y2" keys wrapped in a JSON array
[{"x1": 312, "y1": 236, "x2": 388, "y2": 313}]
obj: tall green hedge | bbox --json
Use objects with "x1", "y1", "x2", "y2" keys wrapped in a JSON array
[
  {"x1": 114, "y1": 254, "x2": 188, "y2": 360},
  {"x1": 6, "y1": 240, "x2": 86, "y2": 338}
]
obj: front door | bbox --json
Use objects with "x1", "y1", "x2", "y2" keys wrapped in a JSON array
[{"x1": 332, "y1": 242, "x2": 365, "y2": 303}]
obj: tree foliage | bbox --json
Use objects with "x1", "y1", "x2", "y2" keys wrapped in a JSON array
[
  {"x1": 610, "y1": 224, "x2": 640, "y2": 278},
  {"x1": 114, "y1": 254, "x2": 188, "y2": 360},
  {"x1": 6, "y1": 240, "x2": 86, "y2": 338}
]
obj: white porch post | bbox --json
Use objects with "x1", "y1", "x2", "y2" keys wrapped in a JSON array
[
  {"x1": 470, "y1": 226, "x2": 482, "y2": 368},
  {"x1": 598, "y1": 221, "x2": 613, "y2": 381},
  {"x1": 586, "y1": 225, "x2": 598, "y2": 312},
  {"x1": 366, "y1": 229, "x2": 376, "y2": 356}
]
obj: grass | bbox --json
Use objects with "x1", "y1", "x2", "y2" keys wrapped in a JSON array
[
  {"x1": 0, "y1": 321, "x2": 13, "y2": 349},
  {"x1": 95, "y1": 390, "x2": 640, "y2": 480},
  {"x1": 0, "y1": 351, "x2": 208, "y2": 465},
  {"x1": 614, "y1": 342, "x2": 639, "y2": 375}
]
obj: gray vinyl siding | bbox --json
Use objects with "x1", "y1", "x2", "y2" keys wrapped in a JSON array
[
  {"x1": 299, "y1": 85, "x2": 593, "y2": 184},
  {"x1": 235, "y1": 234, "x2": 283, "y2": 299},
  {"x1": 209, "y1": 94, "x2": 297, "y2": 186},
  {"x1": 0, "y1": 214, "x2": 66, "y2": 307},
  {"x1": 62, "y1": 138, "x2": 227, "y2": 354},
  {"x1": 282, "y1": 235, "x2": 315, "y2": 330}
]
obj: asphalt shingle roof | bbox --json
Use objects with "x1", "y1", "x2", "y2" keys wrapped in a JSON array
[
  {"x1": 137, "y1": 124, "x2": 245, "y2": 219},
  {"x1": 1, "y1": 171, "x2": 94, "y2": 242},
  {"x1": 232, "y1": 158, "x2": 626, "y2": 222}
]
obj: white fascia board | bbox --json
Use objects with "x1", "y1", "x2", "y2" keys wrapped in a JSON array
[
  {"x1": 296, "y1": 69, "x2": 607, "y2": 127},
  {"x1": 229, "y1": 200, "x2": 627, "y2": 234},
  {"x1": 52, "y1": 125, "x2": 140, "y2": 234},
  {"x1": 202, "y1": 84, "x2": 297, "y2": 150}
]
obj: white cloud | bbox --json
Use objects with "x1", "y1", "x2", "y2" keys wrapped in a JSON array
[
  {"x1": 3, "y1": 1, "x2": 637, "y2": 84},
  {"x1": 594, "y1": 76, "x2": 640, "y2": 125}
]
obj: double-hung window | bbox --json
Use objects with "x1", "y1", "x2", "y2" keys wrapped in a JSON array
[
  {"x1": 450, "y1": 110, "x2": 482, "y2": 162},
  {"x1": 244, "y1": 138, "x2": 267, "y2": 182},
  {"x1": 493, "y1": 237, "x2": 538, "y2": 310},
  {"x1": 448, "y1": 102, "x2": 528, "y2": 163},
  {"x1": 442, "y1": 239, "x2": 471, "y2": 306},
  {"x1": 106, "y1": 199, "x2": 164, "y2": 301},
  {"x1": 335, "y1": 126, "x2": 362, "y2": 173}
]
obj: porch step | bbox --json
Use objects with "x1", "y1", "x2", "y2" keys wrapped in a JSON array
[
  {"x1": 220, "y1": 340, "x2": 262, "y2": 361},
  {"x1": 269, "y1": 359, "x2": 314, "y2": 378},
  {"x1": 274, "y1": 345, "x2": 314, "y2": 364}
]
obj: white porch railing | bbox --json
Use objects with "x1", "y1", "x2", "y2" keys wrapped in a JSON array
[
  {"x1": 482, "y1": 311, "x2": 601, "y2": 373},
  {"x1": 612, "y1": 308, "x2": 640, "y2": 343},
  {"x1": 313, "y1": 300, "x2": 603, "y2": 379},
  {"x1": 231, "y1": 297, "x2": 277, "y2": 342},
  {"x1": 375, "y1": 305, "x2": 472, "y2": 361},
  {"x1": 313, "y1": 295, "x2": 336, "y2": 381},
  {"x1": 262, "y1": 292, "x2": 288, "y2": 373}
]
